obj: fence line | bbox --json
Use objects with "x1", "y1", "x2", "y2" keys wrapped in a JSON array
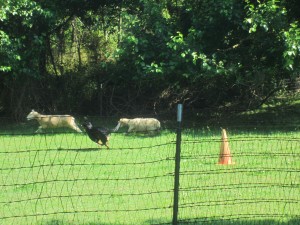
[{"x1": 0, "y1": 116, "x2": 299, "y2": 224}]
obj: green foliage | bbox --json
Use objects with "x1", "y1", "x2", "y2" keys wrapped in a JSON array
[
  {"x1": 244, "y1": 0, "x2": 300, "y2": 72},
  {"x1": 0, "y1": 0, "x2": 51, "y2": 77},
  {"x1": 1, "y1": 0, "x2": 300, "y2": 116},
  {"x1": 245, "y1": 0, "x2": 286, "y2": 33},
  {"x1": 0, "y1": 31, "x2": 15, "y2": 72},
  {"x1": 282, "y1": 22, "x2": 300, "y2": 70}
]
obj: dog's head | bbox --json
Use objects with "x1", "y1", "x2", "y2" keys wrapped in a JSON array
[{"x1": 82, "y1": 117, "x2": 93, "y2": 130}]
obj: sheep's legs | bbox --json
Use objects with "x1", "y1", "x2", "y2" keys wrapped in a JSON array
[
  {"x1": 127, "y1": 127, "x2": 134, "y2": 132},
  {"x1": 35, "y1": 126, "x2": 43, "y2": 133},
  {"x1": 71, "y1": 125, "x2": 82, "y2": 132}
]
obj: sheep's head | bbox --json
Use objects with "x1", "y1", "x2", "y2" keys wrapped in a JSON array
[
  {"x1": 118, "y1": 118, "x2": 129, "y2": 127},
  {"x1": 26, "y1": 110, "x2": 40, "y2": 120}
]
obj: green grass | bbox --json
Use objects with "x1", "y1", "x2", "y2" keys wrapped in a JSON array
[
  {"x1": 179, "y1": 130, "x2": 300, "y2": 224},
  {"x1": 0, "y1": 126, "x2": 299, "y2": 225}
]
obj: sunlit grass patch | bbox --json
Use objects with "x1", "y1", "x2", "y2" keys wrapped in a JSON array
[{"x1": 0, "y1": 127, "x2": 299, "y2": 224}]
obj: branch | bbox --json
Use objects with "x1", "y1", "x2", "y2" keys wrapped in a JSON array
[{"x1": 48, "y1": 15, "x2": 75, "y2": 35}]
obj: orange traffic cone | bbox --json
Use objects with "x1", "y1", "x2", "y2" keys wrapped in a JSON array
[{"x1": 218, "y1": 129, "x2": 234, "y2": 165}]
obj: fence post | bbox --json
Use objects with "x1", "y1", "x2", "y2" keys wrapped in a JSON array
[{"x1": 173, "y1": 104, "x2": 183, "y2": 225}]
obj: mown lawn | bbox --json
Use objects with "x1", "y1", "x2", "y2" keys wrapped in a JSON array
[{"x1": 0, "y1": 123, "x2": 299, "y2": 224}]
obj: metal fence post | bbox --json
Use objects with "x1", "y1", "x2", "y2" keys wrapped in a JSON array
[{"x1": 173, "y1": 104, "x2": 183, "y2": 225}]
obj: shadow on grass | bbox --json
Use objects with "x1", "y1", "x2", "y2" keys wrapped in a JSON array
[
  {"x1": 120, "y1": 131, "x2": 162, "y2": 139},
  {"x1": 230, "y1": 102, "x2": 300, "y2": 127},
  {"x1": 2, "y1": 101, "x2": 300, "y2": 134},
  {"x1": 150, "y1": 217, "x2": 300, "y2": 225},
  {"x1": 43, "y1": 217, "x2": 300, "y2": 225},
  {"x1": 179, "y1": 100, "x2": 300, "y2": 132},
  {"x1": 57, "y1": 147, "x2": 101, "y2": 152}
]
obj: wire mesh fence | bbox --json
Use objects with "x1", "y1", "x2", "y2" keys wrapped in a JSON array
[
  {"x1": 0, "y1": 116, "x2": 299, "y2": 225},
  {"x1": 177, "y1": 132, "x2": 300, "y2": 224}
]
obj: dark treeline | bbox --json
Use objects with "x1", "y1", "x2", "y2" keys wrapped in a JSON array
[{"x1": 1, "y1": 0, "x2": 300, "y2": 119}]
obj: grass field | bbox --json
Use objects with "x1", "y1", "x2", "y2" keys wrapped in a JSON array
[{"x1": 0, "y1": 117, "x2": 300, "y2": 224}]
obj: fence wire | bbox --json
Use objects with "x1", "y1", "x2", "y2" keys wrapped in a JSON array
[
  {"x1": 176, "y1": 132, "x2": 300, "y2": 225},
  {"x1": 0, "y1": 120, "x2": 299, "y2": 224}
]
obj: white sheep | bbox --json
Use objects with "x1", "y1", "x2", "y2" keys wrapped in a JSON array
[
  {"x1": 26, "y1": 110, "x2": 82, "y2": 133},
  {"x1": 118, "y1": 118, "x2": 161, "y2": 133}
]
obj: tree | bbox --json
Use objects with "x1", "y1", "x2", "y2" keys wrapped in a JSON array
[
  {"x1": 0, "y1": 0, "x2": 120, "y2": 117},
  {"x1": 1, "y1": 0, "x2": 300, "y2": 117}
]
